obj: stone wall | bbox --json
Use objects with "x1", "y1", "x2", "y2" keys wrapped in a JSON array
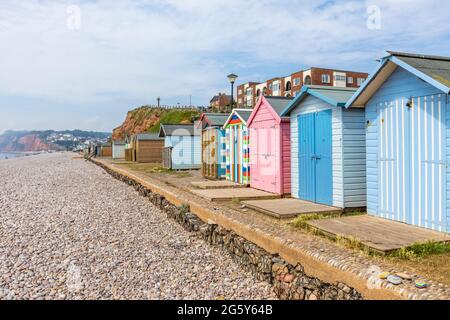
[{"x1": 89, "y1": 159, "x2": 363, "y2": 300}]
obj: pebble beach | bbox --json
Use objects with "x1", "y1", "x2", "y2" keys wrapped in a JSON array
[{"x1": 0, "y1": 153, "x2": 276, "y2": 300}]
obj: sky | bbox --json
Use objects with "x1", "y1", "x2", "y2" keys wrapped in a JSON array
[{"x1": 1, "y1": 0, "x2": 450, "y2": 133}]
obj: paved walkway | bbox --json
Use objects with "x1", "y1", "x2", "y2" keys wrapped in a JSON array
[
  {"x1": 308, "y1": 215, "x2": 450, "y2": 253},
  {"x1": 191, "y1": 188, "x2": 280, "y2": 202},
  {"x1": 242, "y1": 198, "x2": 342, "y2": 219},
  {"x1": 191, "y1": 180, "x2": 247, "y2": 189}
]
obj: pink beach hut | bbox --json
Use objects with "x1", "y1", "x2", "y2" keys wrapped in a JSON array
[{"x1": 247, "y1": 96, "x2": 293, "y2": 195}]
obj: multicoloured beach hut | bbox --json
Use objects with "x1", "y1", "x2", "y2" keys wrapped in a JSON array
[
  {"x1": 346, "y1": 51, "x2": 450, "y2": 233},
  {"x1": 247, "y1": 96, "x2": 293, "y2": 195},
  {"x1": 281, "y1": 85, "x2": 366, "y2": 208},
  {"x1": 223, "y1": 109, "x2": 253, "y2": 184},
  {"x1": 197, "y1": 113, "x2": 229, "y2": 179}
]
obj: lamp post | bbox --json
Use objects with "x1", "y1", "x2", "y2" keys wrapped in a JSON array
[{"x1": 227, "y1": 73, "x2": 238, "y2": 111}]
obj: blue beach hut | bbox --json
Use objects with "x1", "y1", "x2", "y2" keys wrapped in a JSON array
[
  {"x1": 346, "y1": 51, "x2": 450, "y2": 233},
  {"x1": 159, "y1": 124, "x2": 201, "y2": 170},
  {"x1": 281, "y1": 85, "x2": 366, "y2": 208}
]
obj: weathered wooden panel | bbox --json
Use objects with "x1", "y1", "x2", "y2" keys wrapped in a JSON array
[
  {"x1": 136, "y1": 140, "x2": 164, "y2": 163},
  {"x1": 125, "y1": 148, "x2": 132, "y2": 161},
  {"x1": 162, "y1": 147, "x2": 172, "y2": 169},
  {"x1": 101, "y1": 146, "x2": 112, "y2": 157}
]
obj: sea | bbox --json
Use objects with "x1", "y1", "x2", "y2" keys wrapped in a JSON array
[{"x1": 0, "y1": 152, "x2": 31, "y2": 160}]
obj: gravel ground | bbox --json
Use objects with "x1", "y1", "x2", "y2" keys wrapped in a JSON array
[{"x1": 0, "y1": 153, "x2": 276, "y2": 300}]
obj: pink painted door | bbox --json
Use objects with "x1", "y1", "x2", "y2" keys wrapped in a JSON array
[{"x1": 250, "y1": 124, "x2": 280, "y2": 194}]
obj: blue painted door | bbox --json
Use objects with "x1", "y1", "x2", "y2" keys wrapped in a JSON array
[
  {"x1": 298, "y1": 110, "x2": 333, "y2": 205},
  {"x1": 377, "y1": 95, "x2": 447, "y2": 232},
  {"x1": 299, "y1": 113, "x2": 315, "y2": 202},
  {"x1": 315, "y1": 110, "x2": 333, "y2": 205}
]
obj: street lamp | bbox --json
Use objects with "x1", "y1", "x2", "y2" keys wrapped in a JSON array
[{"x1": 227, "y1": 73, "x2": 238, "y2": 110}]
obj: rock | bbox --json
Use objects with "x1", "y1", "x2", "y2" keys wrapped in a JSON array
[
  {"x1": 397, "y1": 273, "x2": 412, "y2": 280},
  {"x1": 308, "y1": 293, "x2": 317, "y2": 300}
]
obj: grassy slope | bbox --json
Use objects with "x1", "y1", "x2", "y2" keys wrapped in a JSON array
[
  {"x1": 147, "y1": 109, "x2": 200, "y2": 133},
  {"x1": 113, "y1": 107, "x2": 201, "y2": 139}
]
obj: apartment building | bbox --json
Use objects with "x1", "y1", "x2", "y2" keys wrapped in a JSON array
[{"x1": 237, "y1": 67, "x2": 368, "y2": 108}]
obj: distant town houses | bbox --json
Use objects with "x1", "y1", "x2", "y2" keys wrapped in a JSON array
[
  {"x1": 237, "y1": 67, "x2": 369, "y2": 108},
  {"x1": 209, "y1": 93, "x2": 232, "y2": 112}
]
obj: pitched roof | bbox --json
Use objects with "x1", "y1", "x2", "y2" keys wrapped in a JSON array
[
  {"x1": 346, "y1": 51, "x2": 450, "y2": 108},
  {"x1": 210, "y1": 94, "x2": 231, "y2": 103},
  {"x1": 223, "y1": 109, "x2": 253, "y2": 128},
  {"x1": 247, "y1": 96, "x2": 293, "y2": 127},
  {"x1": 281, "y1": 86, "x2": 357, "y2": 116},
  {"x1": 388, "y1": 51, "x2": 450, "y2": 88},
  {"x1": 210, "y1": 96, "x2": 220, "y2": 103},
  {"x1": 158, "y1": 124, "x2": 199, "y2": 137},
  {"x1": 234, "y1": 109, "x2": 253, "y2": 122},
  {"x1": 264, "y1": 96, "x2": 294, "y2": 115},
  {"x1": 198, "y1": 113, "x2": 229, "y2": 127},
  {"x1": 134, "y1": 133, "x2": 163, "y2": 141}
]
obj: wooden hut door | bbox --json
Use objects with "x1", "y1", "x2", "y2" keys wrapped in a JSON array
[
  {"x1": 298, "y1": 110, "x2": 332, "y2": 205},
  {"x1": 251, "y1": 125, "x2": 278, "y2": 193},
  {"x1": 377, "y1": 95, "x2": 446, "y2": 232}
]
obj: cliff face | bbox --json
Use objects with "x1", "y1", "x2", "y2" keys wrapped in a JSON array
[
  {"x1": 0, "y1": 133, "x2": 50, "y2": 152},
  {"x1": 112, "y1": 106, "x2": 201, "y2": 140}
]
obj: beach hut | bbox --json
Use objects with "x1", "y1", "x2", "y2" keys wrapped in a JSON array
[
  {"x1": 247, "y1": 96, "x2": 293, "y2": 195},
  {"x1": 223, "y1": 109, "x2": 253, "y2": 184},
  {"x1": 112, "y1": 140, "x2": 125, "y2": 159},
  {"x1": 281, "y1": 85, "x2": 366, "y2": 208},
  {"x1": 124, "y1": 135, "x2": 133, "y2": 161},
  {"x1": 197, "y1": 113, "x2": 229, "y2": 179},
  {"x1": 346, "y1": 51, "x2": 450, "y2": 233},
  {"x1": 100, "y1": 143, "x2": 112, "y2": 157},
  {"x1": 159, "y1": 124, "x2": 201, "y2": 170},
  {"x1": 132, "y1": 133, "x2": 164, "y2": 163},
  {"x1": 95, "y1": 144, "x2": 101, "y2": 157}
]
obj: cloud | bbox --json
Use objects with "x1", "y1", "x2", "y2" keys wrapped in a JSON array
[{"x1": 0, "y1": 0, "x2": 449, "y2": 131}]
